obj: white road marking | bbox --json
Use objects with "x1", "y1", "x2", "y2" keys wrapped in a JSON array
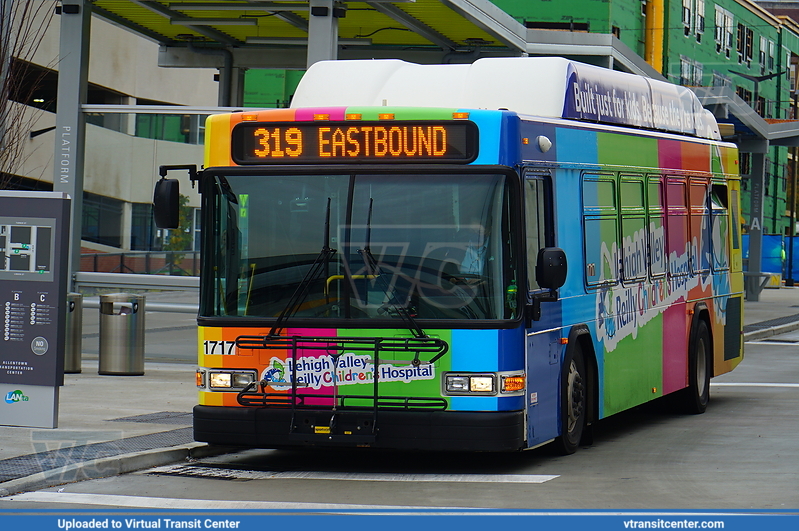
[
  {"x1": 711, "y1": 382, "x2": 799, "y2": 388},
  {"x1": 0, "y1": 491, "x2": 439, "y2": 510},
  {"x1": 745, "y1": 340, "x2": 799, "y2": 345},
  {"x1": 145, "y1": 464, "x2": 559, "y2": 484},
  {"x1": 0, "y1": 493, "x2": 755, "y2": 516}
]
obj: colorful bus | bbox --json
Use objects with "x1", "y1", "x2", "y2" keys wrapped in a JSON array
[{"x1": 155, "y1": 57, "x2": 744, "y2": 454}]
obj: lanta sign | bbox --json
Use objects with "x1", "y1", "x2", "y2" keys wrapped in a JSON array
[{"x1": 562, "y1": 62, "x2": 719, "y2": 140}]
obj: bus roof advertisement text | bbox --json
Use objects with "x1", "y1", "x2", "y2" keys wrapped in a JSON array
[{"x1": 563, "y1": 63, "x2": 702, "y2": 137}]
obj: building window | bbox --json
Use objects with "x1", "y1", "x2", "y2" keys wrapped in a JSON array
[
  {"x1": 715, "y1": 7, "x2": 733, "y2": 57},
  {"x1": 712, "y1": 71, "x2": 731, "y2": 88},
  {"x1": 760, "y1": 37, "x2": 768, "y2": 74},
  {"x1": 680, "y1": 57, "x2": 703, "y2": 86},
  {"x1": 82, "y1": 193, "x2": 123, "y2": 248},
  {"x1": 769, "y1": 41, "x2": 776, "y2": 71},
  {"x1": 683, "y1": 0, "x2": 692, "y2": 36},
  {"x1": 131, "y1": 203, "x2": 153, "y2": 251},
  {"x1": 681, "y1": 56, "x2": 692, "y2": 85},
  {"x1": 737, "y1": 24, "x2": 753, "y2": 66},
  {"x1": 693, "y1": 62, "x2": 704, "y2": 86},
  {"x1": 695, "y1": 0, "x2": 705, "y2": 42},
  {"x1": 756, "y1": 96, "x2": 766, "y2": 117},
  {"x1": 736, "y1": 86, "x2": 752, "y2": 106}
]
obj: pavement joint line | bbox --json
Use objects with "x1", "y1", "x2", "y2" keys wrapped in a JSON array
[{"x1": 0, "y1": 443, "x2": 229, "y2": 497}]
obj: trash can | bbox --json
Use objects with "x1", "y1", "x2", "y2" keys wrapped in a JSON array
[
  {"x1": 98, "y1": 293, "x2": 145, "y2": 375},
  {"x1": 64, "y1": 293, "x2": 83, "y2": 374}
]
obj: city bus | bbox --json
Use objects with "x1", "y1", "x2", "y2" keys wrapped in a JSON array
[{"x1": 154, "y1": 57, "x2": 744, "y2": 454}]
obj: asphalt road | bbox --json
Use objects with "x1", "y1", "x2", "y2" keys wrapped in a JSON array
[{"x1": 3, "y1": 330, "x2": 797, "y2": 511}]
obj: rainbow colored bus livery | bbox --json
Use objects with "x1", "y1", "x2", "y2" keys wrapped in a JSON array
[{"x1": 154, "y1": 57, "x2": 742, "y2": 453}]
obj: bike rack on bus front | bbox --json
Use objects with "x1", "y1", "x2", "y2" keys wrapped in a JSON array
[{"x1": 234, "y1": 335, "x2": 449, "y2": 444}]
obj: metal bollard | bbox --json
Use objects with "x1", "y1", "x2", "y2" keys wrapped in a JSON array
[
  {"x1": 98, "y1": 293, "x2": 145, "y2": 375},
  {"x1": 64, "y1": 293, "x2": 83, "y2": 373}
]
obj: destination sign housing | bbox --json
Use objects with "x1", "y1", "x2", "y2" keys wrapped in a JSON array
[{"x1": 231, "y1": 121, "x2": 478, "y2": 164}]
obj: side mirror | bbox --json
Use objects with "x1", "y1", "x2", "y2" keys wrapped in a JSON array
[
  {"x1": 153, "y1": 178, "x2": 180, "y2": 229},
  {"x1": 536, "y1": 247, "x2": 567, "y2": 290}
]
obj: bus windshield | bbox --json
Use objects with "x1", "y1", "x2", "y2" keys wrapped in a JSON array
[{"x1": 201, "y1": 171, "x2": 519, "y2": 322}]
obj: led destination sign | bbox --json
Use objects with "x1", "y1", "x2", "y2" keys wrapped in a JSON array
[{"x1": 231, "y1": 120, "x2": 478, "y2": 164}]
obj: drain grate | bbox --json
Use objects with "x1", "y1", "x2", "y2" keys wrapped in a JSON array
[
  {"x1": 147, "y1": 463, "x2": 256, "y2": 481},
  {"x1": 0, "y1": 427, "x2": 193, "y2": 484},
  {"x1": 108, "y1": 411, "x2": 192, "y2": 424},
  {"x1": 743, "y1": 313, "x2": 799, "y2": 333}
]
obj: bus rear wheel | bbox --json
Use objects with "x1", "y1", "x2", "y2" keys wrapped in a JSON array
[
  {"x1": 676, "y1": 319, "x2": 711, "y2": 414},
  {"x1": 552, "y1": 344, "x2": 587, "y2": 455}
]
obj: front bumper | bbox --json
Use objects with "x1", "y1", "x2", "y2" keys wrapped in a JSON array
[{"x1": 194, "y1": 405, "x2": 525, "y2": 452}]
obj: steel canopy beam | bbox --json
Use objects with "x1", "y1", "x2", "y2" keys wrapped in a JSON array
[
  {"x1": 91, "y1": 5, "x2": 174, "y2": 44},
  {"x1": 170, "y1": 2, "x2": 309, "y2": 11},
  {"x1": 131, "y1": 0, "x2": 242, "y2": 45},
  {"x1": 366, "y1": 1, "x2": 458, "y2": 51},
  {"x1": 441, "y1": 0, "x2": 526, "y2": 53}
]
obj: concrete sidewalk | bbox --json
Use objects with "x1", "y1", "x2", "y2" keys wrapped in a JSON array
[
  {"x1": 0, "y1": 287, "x2": 797, "y2": 496},
  {"x1": 741, "y1": 286, "x2": 799, "y2": 339}
]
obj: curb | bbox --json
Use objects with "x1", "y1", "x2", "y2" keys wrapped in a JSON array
[
  {"x1": 0, "y1": 443, "x2": 231, "y2": 497},
  {"x1": 743, "y1": 320, "x2": 799, "y2": 342}
]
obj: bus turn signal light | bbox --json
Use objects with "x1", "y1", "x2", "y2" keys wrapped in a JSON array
[{"x1": 502, "y1": 375, "x2": 525, "y2": 393}]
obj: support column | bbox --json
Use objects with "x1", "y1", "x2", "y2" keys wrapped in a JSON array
[
  {"x1": 121, "y1": 201, "x2": 133, "y2": 252},
  {"x1": 747, "y1": 150, "x2": 767, "y2": 301},
  {"x1": 53, "y1": 0, "x2": 91, "y2": 291},
  {"x1": 307, "y1": 0, "x2": 340, "y2": 68},
  {"x1": 229, "y1": 67, "x2": 246, "y2": 107},
  {"x1": 0, "y1": 0, "x2": 14, "y2": 152}
]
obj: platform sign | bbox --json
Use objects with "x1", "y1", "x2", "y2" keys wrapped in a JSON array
[{"x1": 0, "y1": 191, "x2": 70, "y2": 428}]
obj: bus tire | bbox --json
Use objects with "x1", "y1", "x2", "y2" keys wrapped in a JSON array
[
  {"x1": 552, "y1": 343, "x2": 587, "y2": 455},
  {"x1": 677, "y1": 319, "x2": 711, "y2": 415}
]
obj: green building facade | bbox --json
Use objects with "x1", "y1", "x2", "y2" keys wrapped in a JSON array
[{"x1": 491, "y1": 0, "x2": 799, "y2": 235}]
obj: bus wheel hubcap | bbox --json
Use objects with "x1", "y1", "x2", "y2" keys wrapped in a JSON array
[{"x1": 567, "y1": 360, "x2": 584, "y2": 434}]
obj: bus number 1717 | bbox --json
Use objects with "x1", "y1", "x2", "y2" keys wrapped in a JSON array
[{"x1": 203, "y1": 340, "x2": 236, "y2": 355}]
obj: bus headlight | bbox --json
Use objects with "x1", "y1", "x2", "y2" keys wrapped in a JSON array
[
  {"x1": 444, "y1": 373, "x2": 496, "y2": 395},
  {"x1": 469, "y1": 376, "x2": 494, "y2": 393},
  {"x1": 208, "y1": 370, "x2": 257, "y2": 390}
]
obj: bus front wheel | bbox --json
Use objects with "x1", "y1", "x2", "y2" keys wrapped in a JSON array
[
  {"x1": 552, "y1": 344, "x2": 587, "y2": 455},
  {"x1": 676, "y1": 319, "x2": 711, "y2": 414}
]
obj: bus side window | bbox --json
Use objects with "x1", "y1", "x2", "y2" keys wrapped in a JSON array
[
  {"x1": 690, "y1": 178, "x2": 711, "y2": 274},
  {"x1": 583, "y1": 174, "x2": 618, "y2": 286},
  {"x1": 710, "y1": 183, "x2": 730, "y2": 271},
  {"x1": 648, "y1": 176, "x2": 666, "y2": 277},
  {"x1": 525, "y1": 176, "x2": 553, "y2": 290},
  {"x1": 666, "y1": 177, "x2": 689, "y2": 277},
  {"x1": 620, "y1": 176, "x2": 647, "y2": 283}
]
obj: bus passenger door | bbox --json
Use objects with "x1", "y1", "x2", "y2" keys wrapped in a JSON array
[{"x1": 523, "y1": 173, "x2": 561, "y2": 447}]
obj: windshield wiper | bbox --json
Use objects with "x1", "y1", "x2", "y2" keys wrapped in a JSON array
[
  {"x1": 358, "y1": 198, "x2": 428, "y2": 340},
  {"x1": 268, "y1": 197, "x2": 336, "y2": 337}
]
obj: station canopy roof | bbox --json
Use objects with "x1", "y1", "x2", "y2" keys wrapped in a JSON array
[{"x1": 90, "y1": 0, "x2": 527, "y2": 64}]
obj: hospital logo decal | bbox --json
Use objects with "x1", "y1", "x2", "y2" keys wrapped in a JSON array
[{"x1": 260, "y1": 352, "x2": 434, "y2": 390}]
